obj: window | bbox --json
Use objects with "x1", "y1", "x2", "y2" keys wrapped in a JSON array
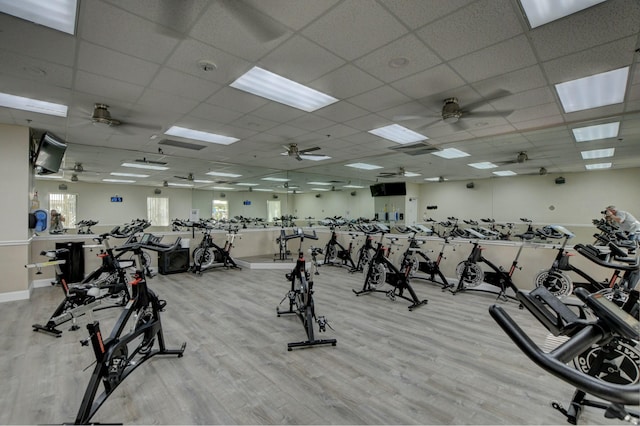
[
  {"x1": 147, "y1": 197, "x2": 169, "y2": 226},
  {"x1": 267, "y1": 200, "x2": 281, "y2": 223},
  {"x1": 212, "y1": 200, "x2": 228, "y2": 221},
  {"x1": 49, "y1": 193, "x2": 77, "y2": 230}
]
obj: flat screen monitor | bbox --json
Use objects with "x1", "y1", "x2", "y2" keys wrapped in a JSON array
[
  {"x1": 369, "y1": 183, "x2": 385, "y2": 197},
  {"x1": 369, "y1": 182, "x2": 406, "y2": 197},
  {"x1": 34, "y1": 132, "x2": 67, "y2": 174}
]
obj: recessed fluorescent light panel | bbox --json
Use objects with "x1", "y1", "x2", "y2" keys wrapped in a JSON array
[
  {"x1": 252, "y1": 188, "x2": 274, "y2": 192},
  {"x1": 403, "y1": 171, "x2": 421, "y2": 177},
  {"x1": 581, "y1": 148, "x2": 614, "y2": 159},
  {"x1": 307, "y1": 182, "x2": 332, "y2": 186},
  {"x1": 300, "y1": 155, "x2": 331, "y2": 161},
  {"x1": 193, "y1": 180, "x2": 213, "y2": 184},
  {"x1": 205, "y1": 171, "x2": 242, "y2": 178},
  {"x1": 165, "y1": 126, "x2": 239, "y2": 145},
  {"x1": 572, "y1": 122, "x2": 620, "y2": 142},
  {"x1": 121, "y1": 162, "x2": 169, "y2": 171},
  {"x1": 311, "y1": 188, "x2": 330, "y2": 191},
  {"x1": 519, "y1": 0, "x2": 606, "y2": 29},
  {"x1": 0, "y1": 92, "x2": 68, "y2": 117},
  {"x1": 368, "y1": 124, "x2": 428, "y2": 144},
  {"x1": 0, "y1": 0, "x2": 79, "y2": 35},
  {"x1": 556, "y1": 67, "x2": 629, "y2": 113},
  {"x1": 492, "y1": 170, "x2": 517, "y2": 176},
  {"x1": 431, "y1": 148, "x2": 470, "y2": 159},
  {"x1": 343, "y1": 185, "x2": 364, "y2": 188},
  {"x1": 168, "y1": 182, "x2": 193, "y2": 187},
  {"x1": 110, "y1": 172, "x2": 149, "y2": 178},
  {"x1": 235, "y1": 183, "x2": 259, "y2": 186},
  {"x1": 261, "y1": 177, "x2": 290, "y2": 182},
  {"x1": 212, "y1": 186, "x2": 234, "y2": 190},
  {"x1": 230, "y1": 66, "x2": 339, "y2": 112},
  {"x1": 468, "y1": 162, "x2": 498, "y2": 169},
  {"x1": 345, "y1": 163, "x2": 383, "y2": 170},
  {"x1": 424, "y1": 177, "x2": 444, "y2": 181},
  {"x1": 585, "y1": 162, "x2": 612, "y2": 170},
  {"x1": 102, "y1": 179, "x2": 135, "y2": 183}
]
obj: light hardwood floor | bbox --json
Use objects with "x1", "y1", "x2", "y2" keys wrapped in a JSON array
[{"x1": 1, "y1": 263, "x2": 636, "y2": 425}]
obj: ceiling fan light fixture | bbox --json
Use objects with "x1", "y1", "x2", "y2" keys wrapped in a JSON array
[
  {"x1": 517, "y1": 152, "x2": 528, "y2": 163},
  {"x1": 539, "y1": 167, "x2": 548, "y2": 175}
]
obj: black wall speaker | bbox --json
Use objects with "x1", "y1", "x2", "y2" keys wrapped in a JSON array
[
  {"x1": 158, "y1": 248, "x2": 190, "y2": 275},
  {"x1": 350, "y1": 191, "x2": 356, "y2": 196},
  {"x1": 154, "y1": 188, "x2": 161, "y2": 194},
  {"x1": 466, "y1": 182, "x2": 475, "y2": 189},
  {"x1": 555, "y1": 177, "x2": 566, "y2": 184},
  {"x1": 315, "y1": 193, "x2": 321, "y2": 198}
]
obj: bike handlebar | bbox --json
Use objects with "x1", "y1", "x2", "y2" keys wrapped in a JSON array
[
  {"x1": 489, "y1": 288, "x2": 640, "y2": 406},
  {"x1": 114, "y1": 234, "x2": 181, "y2": 253}
]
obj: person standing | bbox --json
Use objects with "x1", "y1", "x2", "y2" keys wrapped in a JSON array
[{"x1": 604, "y1": 205, "x2": 640, "y2": 243}]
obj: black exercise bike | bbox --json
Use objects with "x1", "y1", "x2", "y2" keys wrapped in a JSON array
[
  {"x1": 323, "y1": 227, "x2": 357, "y2": 270},
  {"x1": 191, "y1": 223, "x2": 241, "y2": 273},
  {"x1": 353, "y1": 224, "x2": 428, "y2": 311},
  {"x1": 449, "y1": 240, "x2": 524, "y2": 300},
  {"x1": 70, "y1": 233, "x2": 186, "y2": 425},
  {"x1": 534, "y1": 225, "x2": 639, "y2": 298},
  {"x1": 396, "y1": 225, "x2": 450, "y2": 289},
  {"x1": 277, "y1": 251, "x2": 337, "y2": 350},
  {"x1": 31, "y1": 229, "x2": 134, "y2": 336},
  {"x1": 350, "y1": 224, "x2": 379, "y2": 273},
  {"x1": 491, "y1": 285, "x2": 639, "y2": 425}
]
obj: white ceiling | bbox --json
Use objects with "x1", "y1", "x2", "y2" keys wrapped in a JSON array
[{"x1": 1, "y1": 0, "x2": 639, "y2": 192}]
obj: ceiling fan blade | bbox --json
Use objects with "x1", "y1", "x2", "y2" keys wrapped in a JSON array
[
  {"x1": 463, "y1": 89, "x2": 512, "y2": 113},
  {"x1": 298, "y1": 146, "x2": 321, "y2": 154},
  {"x1": 448, "y1": 120, "x2": 468, "y2": 132},
  {"x1": 463, "y1": 109, "x2": 514, "y2": 118},
  {"x1": 415, "y1": 118, "x2": 443, "y2": 130},
  {"x1": 156, "y1": 0, "x2": 199, "y2": 38},
  {"x1": 295, "y1": 153, "x2": 303, "y2": 161},
  {"x1": 220, "y1": 0, "x2": 286, "y2": 42}
]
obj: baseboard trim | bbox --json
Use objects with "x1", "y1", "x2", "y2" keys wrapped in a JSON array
[{"x1": 0, "y1": 288, "x2": 30, "y2": 303}]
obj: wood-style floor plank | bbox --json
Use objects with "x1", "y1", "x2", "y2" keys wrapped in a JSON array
[{"x1": 1, "y1": 263, "x2": 636, "y2": 425}]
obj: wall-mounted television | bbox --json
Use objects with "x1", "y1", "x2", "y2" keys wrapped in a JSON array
[
  {"x1": 34, "y1": 132, "x2": 67, "y2": 174},
  {"x1": 369, "y1": 182, "x2": 406, "y2": 197}
]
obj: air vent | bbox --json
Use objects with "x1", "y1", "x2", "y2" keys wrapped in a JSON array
[
  {"x1": 158, "y1": 139, "x2": 206, "y2": 151},
  {"x1": 389, "y1": 141, "x2": 439, "y2": 156}
]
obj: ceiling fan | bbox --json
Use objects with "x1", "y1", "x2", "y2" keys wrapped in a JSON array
[
  {"x1": 88, "y1": 104, "x2": 160, "y2": 133},
  {"x1": 156, "y1": 0, "x2": 286, "y2": 41},
  {"x1": 174, "y1": 173, "x2": 195, "y2": 181},
  {"x1": 282, "y1": 143, "x2": 326, "y2": 161},
  {"x1": 377, "y1": 167, "x2": 418, "y2": 178},
  {"x1": 496, "y1": 151, "x2": 530, "y2": 165},
  {"x1": 135, "y1": 157, "x2": 167, "y2": 166},
  {"x1": 61, "y1": 162, "x2": 100, "y2": 175},
  {"x1": 394, "y1": 90, "x2": 513, "y2": 130}
]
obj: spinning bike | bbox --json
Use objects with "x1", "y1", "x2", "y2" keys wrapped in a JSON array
[
  {"x1": 491, "y1": 286, "x2": 639, "y2": 425},
  {"x1": 323, "y1": 226, "x2": 357, "y2": 270},
  {"x1": 191, "y1": 224, "x2": 241, "y2": 273},
  {"x1": 396, "y1": 225, "x2": 451, "y2": 289},
  {"x1": 274, "y1": 227, "x2": 317, "y2": 261},
  {"x1": 534, "y1": 225, "x2": 639, "y2": 299},
  {"x1": 277, "y1": 251, "x2": 337, "y2": 350},
  {"x1": 449, "y1": 239, "x2": 524, "y2": 300},
  {"x1": 31, "y1": 230, "x2": 134, "y2": 337},
  {"x1": 353, "y1": 224, "x2": 428, "y2": 311},
  {"x1": 70, "y1": 233, "x2": 186, "y2": 425},
  {"x1": 350, "y1": 224, "x2": 379, "y2": 273}
]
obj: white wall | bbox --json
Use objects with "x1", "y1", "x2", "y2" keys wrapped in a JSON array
[
  {"x1": 290, "y1": 188, "x2": 374, "y2": 221},
  {"x1": 417, "y1": 169, "x2": 640, "y2": 240}
]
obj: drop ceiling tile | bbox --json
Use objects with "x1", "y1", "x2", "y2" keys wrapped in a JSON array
[
  {"x1": 258, "y1": 35, "x2": 345, "y2": 83},
  {"x1": 150, "y1": 68, "x2": 221, "y2": 102},
  {"x1": 263, "y1": 124, "x2": 308, "y2": 139},
  {"x1": 310, "y1": 64, "x2": 383, "y2": 100},
  {"x1": 344, "y1": 113, "x2": 392, "y2": 132},
  {"x1": 301, "y1": 0, "x2": 407, "y2": 61},
  {"x1": 189, "y1": 103, "x2": 245, "y2": 124},
  {"x1": 207, "y1": 87, "x2": 268, "y2": 114},
  {"x1": 0, "y1": 13, "x2": 77, "y2": 66},
  {"x1": 80, "y1": 0, "x2": 179, "y2": 64},
  {"x1": 449, "y1": 35, "x2": 537, "y2": 83},
  {"x1": 391, "y1": 64, "x2": 466, "y2": 99},
  {"x1": 249, "y1": 102, "x2": 306, "y2": 123},
  {"x1": 137, "y1": 88, "x2": 199, "y2": 114},
  {"x1": 0, "y1": 75, "x2": 71, "y2": 105},
  {"x1": 354, "y1": 34, "x2": 441, "y2": 83},
  {"x1": 312, "y1": 101, "x2": 369, "y2": 123},
  {"x1": 382, "y1": 0, "x2": 475, "y2": 29},
  {"x1": 77, "y1": 42, "x2": 159, "y2": 87},
  {"x1": 0, "y1": 50, "x2": 73, "y2": 89},
  {"x1": 100, "y1": 0, "x2": 210, "y2": 34},
  {"x1": 286, "y1": 114, "x2": 337, "y2": 132},
  {"x1": 164, "y1": 39, "x2": 251, "y2": 85},
  {"x1": 543, "y1": 37, "x2": 638, "y2": 84},
  {"x1": 74, "y1": 70, "x2": 144, "y2": 103},
  {"x1": 228, "y1": 114, "x2": 280, "y2": 133},
  {"x1": 528, "y1": 0, "x2": 640, "y2": 61},
  {"x1": 506, "y1": 102, "x2": 562, "y2": 123},
  {"x1": 348, "y1": 86, "x2": 413, "y2": 113},
  {"x1": 417, "y1": 0, "x2": 523, "y2": 61}
]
